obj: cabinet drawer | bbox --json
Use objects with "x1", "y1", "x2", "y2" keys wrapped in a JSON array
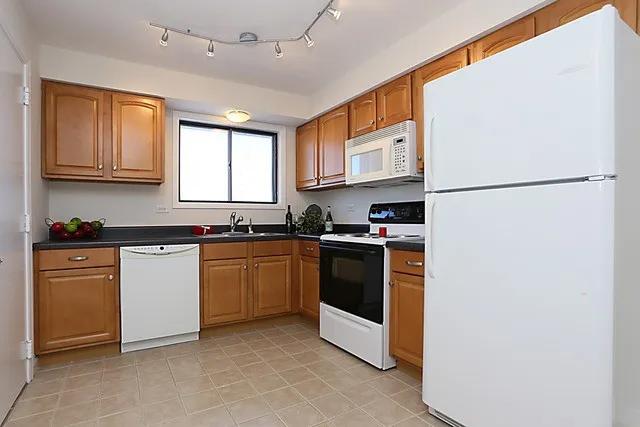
[
  {"x1": 298, "y1": 240, "x2": 319, "y2": 258},
  {"x1": 253, "y1": 240, "x2": 292, "y2": 257},
  {"x1": 391, "y1": 250, "x2": 425, "y2": 276},
  {"x1": 202, "y1": 242, "x2": 248, "y2": 260},
  {"x1": 38, "y1": 247, "x2": 116, "y2": 271}
]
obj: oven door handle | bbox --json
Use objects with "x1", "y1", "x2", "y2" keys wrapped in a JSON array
[{"x1": 319, "y1": 244, "x2": 379, "y2": 256}]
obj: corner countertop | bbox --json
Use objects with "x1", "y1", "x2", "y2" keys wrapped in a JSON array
[
  {"x1": 33, "y1": 224, "x2": 367, "y2": 250},
  {"x1": 386, "y1": 239, "x2": 425, "y2": 252}
]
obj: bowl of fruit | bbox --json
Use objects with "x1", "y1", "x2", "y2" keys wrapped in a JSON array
[{"x1": 45, "y1": 217, "x2": 106, "y2": 240}]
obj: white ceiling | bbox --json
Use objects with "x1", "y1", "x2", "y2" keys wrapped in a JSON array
[{"x1": 23, "y1": 0, "x2": 465, "y2": 95}]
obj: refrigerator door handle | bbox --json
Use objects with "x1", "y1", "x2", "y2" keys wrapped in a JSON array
[
  {"x1": 425, "y1": 114, "x2": 436, "y2": 191},
  {"x1": 426, "y1": 196, "x2": 436, "y2": 278}
]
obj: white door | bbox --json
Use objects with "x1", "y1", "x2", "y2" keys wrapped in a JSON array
[
  {"x1": 423, "y1": 180, "x2": 614, "y2": 427},
  {"x1": 0, "y1": 27, "x2": 27, "y2": 420},
  {"x1": 424, "y1": 8, "x2": 617, "y2": 192}
]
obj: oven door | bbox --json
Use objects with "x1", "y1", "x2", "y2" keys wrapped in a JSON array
[{"x1": 319, "y1": 241, "x2": 385, "y2": 324}]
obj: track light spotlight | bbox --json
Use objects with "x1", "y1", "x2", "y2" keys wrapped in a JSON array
[
  {"x1": 275, "y1": 42, "x2": 283, "y2": 58},
  {"x1": 304, "y1": 32, "x2": 314, "y2": 48},
  {"x1": 207, "y1": 40, "x2": 215, "y2": 57},
  {"x1": 160, "y1": 28, "x2": 169, "y2": 46},
  {"x1": 326, "y1": 7, "x2": 342, "y2": 20}
]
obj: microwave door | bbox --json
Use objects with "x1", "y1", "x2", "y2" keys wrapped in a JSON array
[{"x1": 346, "y1": 141, "x2": 390, "y2": 184}]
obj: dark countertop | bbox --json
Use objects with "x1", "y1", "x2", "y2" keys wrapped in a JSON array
[
  {"x1": 386, "y1": 239, "x2": 425, "y2": 252},
  {"x1": 33, "y1": 224, "x2": 367, "y2": 250}
]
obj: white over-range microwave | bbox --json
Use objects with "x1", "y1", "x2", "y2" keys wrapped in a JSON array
[{"x1": 345, "y1": 120, "x2": 423, "y2": 187}]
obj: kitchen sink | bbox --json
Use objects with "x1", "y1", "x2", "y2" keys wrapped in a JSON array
[
  {"x1": 198, "y1": 232, "x2": 284, "y2": 238},
  {"x1": 221, "y1": 231, "x2": 247, "y2": 236}
]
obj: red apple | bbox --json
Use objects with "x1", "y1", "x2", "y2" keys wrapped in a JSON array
[
  {"x1": 59, "y1": 231, "x2": 71, "y2": 240},
  {"x1": 81, "y1": 223, "x2": 93, "y2": 234},
  {"x1": 72, "y1": 230, "x2": 85, "y2": 239},
  {"x1": 50, "y1": 222, "x2": 64, "y2": 234}
]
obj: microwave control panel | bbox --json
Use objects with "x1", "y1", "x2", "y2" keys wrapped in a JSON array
[{"x1": 392, "y1": 136, "x2": 408, "y2": 174}]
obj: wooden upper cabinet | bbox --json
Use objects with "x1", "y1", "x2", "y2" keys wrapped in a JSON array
[
  {"x1": 390, "y1": 271, "x2": 424, "y2": 367},
  {"x1": 43, "y1": 81, "x2": 105, "y2": 178},
  {"x1": 318, "y1": 105, "x2": 349, "y2": 186},
  {"x1": 413, "y1": 48, "x2": 469, "y2": 172},
  {"x1": 253, "y1": 255, "x2": 292, "y2": 318},
  {"x1": 37, "y1": 266, "x2": 119, "y2": 353},
  {"x1": 376, "y1": 74, "x2": 412, "y2": 129},
  {"x1": 299, "y1": 255, "x2": 319, "y2": 320},
  {"x1": 471, "y1": 16, "x2": 535, "y2": 62},
  {"x1": 296, "y1": 120, "x2": 319, "y2": 190},
  {"x1": 202, "y1": 259, "x2": 249, "y2": 326},
  {"x1": 349, "y1": 91, "x2": 377, "y2": 138},
  {"x1": 111, "y1": 93, "x2": 164, "y2": 182},
  {"x1": 535, "y1": 0, "x2": 637, "y2": 34}
]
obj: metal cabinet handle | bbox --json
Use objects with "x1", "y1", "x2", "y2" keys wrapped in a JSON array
[
  {"x1": 417, "y1": 155, "x2": 423, "y2": 161},
  {"x1": 369, "y1": 120, "x2": 374, "y2": 125},
  {"x1": 305, "y1": 247, "x2": 314, "y2": 252},
  {"x1": 107, "y1": 274, "x2": 114, "y2": 281},
  {"x1": 98, "y1": 164, "x2": 103, "y2": 170},
  {"x1": 243, "y1": 265, "x2": 247, "y2": 270},
  {"x1": 405, "y1": 260, "x2": 423, "y2": 267},
  {"x1": 378, "y1": 116, "x2": 384, "y2": 121},
  {"x1": 254, "y1": 263, "x2": 258, "y2": 268},
  {"x1": 389, "y1": 281, "x2": 394, "y2": 287},
  {"x1": 68, "y1": 256, "x2": 88, "y2": 262},
  {"x1": 113, "y1": 164, "x2": 117, "y2": 171}
]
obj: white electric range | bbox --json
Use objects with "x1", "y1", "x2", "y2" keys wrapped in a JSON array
[{"x1": 319, "y1": 201, "x2": 424, "y2": 369}]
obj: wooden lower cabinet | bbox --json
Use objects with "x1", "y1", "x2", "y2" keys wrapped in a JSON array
[
  {"x1": 201, "y1": 259, "x2": 249, "y2": 326},
  {"x1": 37, "y1": 266, "x2": 119, "y2": 354},
  {"x1": 253, "y1": 255, "x2": 292, "y2": 318},
  {"x1": 299, "y1": 255, "x2": 320, "y2": 320}
]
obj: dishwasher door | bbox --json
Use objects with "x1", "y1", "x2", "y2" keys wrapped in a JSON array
[{"x1": 120, "y1": 244, "x2": 200, "y2": 352}]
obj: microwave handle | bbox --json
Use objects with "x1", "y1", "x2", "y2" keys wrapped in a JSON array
[{"x1": 425, "y1": 114, "x2": 436, "y2": 191}]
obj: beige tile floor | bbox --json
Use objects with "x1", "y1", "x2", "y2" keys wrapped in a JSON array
[{"x1": 5, "y1": 316, "x2": 448, "y2": 427}]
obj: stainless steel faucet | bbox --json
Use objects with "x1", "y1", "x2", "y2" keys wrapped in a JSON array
[
  {"x1": 248, "y1": 218, "x2": 254, "y2": 234},
  {"x1": 229, "y1": 211, "x2": 244, "y2": 232}
]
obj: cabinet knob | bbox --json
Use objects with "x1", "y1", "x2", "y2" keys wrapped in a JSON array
[
  {"x1": 107, "y1": 274, "x2": 114, "y2": 281},
  {"x1": 254, "y1": 263, "x2": 258, "y2": 268},
  {"x1": 417, "y1": 155, "x2": 423, "y2": 161},
  {"x1": 243, "y1": 265, "x2": 247, "y2": 270},
  {"x1": 369, "y1": 120, "x2": 374, "y2": 125},
  {"x1": 305, "y1": 247, "x2": 314, "y2": 252},
  {"x1": 378, "y1": 116, "x2": 384, "y2": 121},
  {"x1": 113, "y1": 164, "x2": 117, "y2": 171},
  {"x1": 389, "y1": 281, "x2": 394, "y2": 287},
  {"x1": 98, "y1": 164, "x2": 103, "y2": 170}
]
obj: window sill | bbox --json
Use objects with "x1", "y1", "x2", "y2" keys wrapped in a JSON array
[{"x1": 173, "y1": 201, "x2": 285, "y2": 210}]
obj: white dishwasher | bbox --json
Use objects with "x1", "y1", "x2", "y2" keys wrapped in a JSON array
[{"x1": 120, "y1": 244, "x2": 199, "y2": 352}]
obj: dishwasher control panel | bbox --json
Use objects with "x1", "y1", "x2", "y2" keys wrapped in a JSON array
[{"x1": 120, "y1": 244, "x2": 199, "y2": 257}]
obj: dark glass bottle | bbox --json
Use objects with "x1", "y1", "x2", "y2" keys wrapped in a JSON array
[
  {"x1": 285, "y1": 205, "x2": 293, "y2": 233},
  {"x1": 325, "y1": 206, "x2": 334, "y2": 232}
]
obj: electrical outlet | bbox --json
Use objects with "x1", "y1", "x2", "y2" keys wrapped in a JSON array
[
  {"x1": 156, "y1": 205, "x2": 169, "y2": 214},
  {"x1": 347, "y1": 204, "x2": 355, "y2": 213}
]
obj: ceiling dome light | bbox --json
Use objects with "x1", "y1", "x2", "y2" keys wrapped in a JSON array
[
  {"x1": 207, "y1": 40, "x2": 215, "y2": 57},
  {"x1": 225, "y1": 109, "x2": 251, "y2": 123},
  {"x1": 303, "y1": 32, "x2": 315, "y2": 48},
  {"x1": 160, "y1": 28, "x2": 169, "y2": 46},
  {"x1": 274, "y1": 42, "x2": 283, "y2": 58},
  {"x1": 326, "y1": 7, "x2": 342, "y2": 20}
]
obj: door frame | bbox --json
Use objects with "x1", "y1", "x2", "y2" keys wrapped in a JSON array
[{"x1": 0, "y1": 16, "x2": 34, "y2": 386}]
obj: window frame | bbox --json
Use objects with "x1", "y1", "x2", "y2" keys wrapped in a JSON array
[{"x1": 172, "y1": 111, "x2": 287, "y2": 210}]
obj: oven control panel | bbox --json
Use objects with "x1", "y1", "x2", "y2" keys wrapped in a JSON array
[
  {"x1": 368, "y1": 201, "x2": 425, "y2": 224},
  {"x1": 392, "y1": 137, "x2": 408, "y2": 174}
]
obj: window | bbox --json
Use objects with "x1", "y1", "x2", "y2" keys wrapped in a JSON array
[{"x1": 178, "y1": 120, "x2": 277, "y2": 204}]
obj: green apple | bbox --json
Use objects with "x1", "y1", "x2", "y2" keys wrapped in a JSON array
[{"x1": 64, "y1": 222, "x2": 78, "y2": 233}]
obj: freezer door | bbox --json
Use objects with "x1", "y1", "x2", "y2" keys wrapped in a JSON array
[
  {"x1": 424, "y1": 8, "x2": 617, "y2": 192},
  {"x1": 423, "y1": 181, "x2": 614, "y2": 427}
]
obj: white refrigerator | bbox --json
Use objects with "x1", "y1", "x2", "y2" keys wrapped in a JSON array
[{"x1": 422, "y1": 6, "x2": 640, "y2": 427}]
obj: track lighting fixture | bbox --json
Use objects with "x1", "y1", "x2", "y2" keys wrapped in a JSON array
[
  {"x1": 159, "y1": 28, "x2": 169, "y2": 46},
  {"x1": 151, "y1": 0, "x2": 339, "y2": 57},
  {"x1": 274, "y1": 42, "x2": 283, "y2": 58},
  {"x1": 303, "y1": 32, "x2": 314, "y2": 48},
  {"x1": 326, "y1": 7, "x2": 342, "y2": 20}
]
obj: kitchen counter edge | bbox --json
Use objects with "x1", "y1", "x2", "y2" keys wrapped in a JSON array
[{"x1": 386, "y1": 239, "x2": 425, "y2": 252}]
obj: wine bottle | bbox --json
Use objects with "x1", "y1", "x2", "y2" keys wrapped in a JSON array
[
  {"x1": 285, "y1": 205, "x2": 293, "y2": 233},
  {"x1": 325, "y1": 206, "x2": 334, "y2": 232}
]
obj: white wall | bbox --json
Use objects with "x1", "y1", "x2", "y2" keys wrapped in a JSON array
[
  {"x1": 39, "y1": 45, "x2": 311, "y2": 126},
  {"x1": 48, "y1": 110, "x2": 314, "y2": 226},
  {"x1": 310, "y1": 0, "x2": 552, "y2": 116}
]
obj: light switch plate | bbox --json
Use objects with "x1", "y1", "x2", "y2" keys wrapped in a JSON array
[{"x1": 156, "y1": 205, "x2": 169, "y2": 214}]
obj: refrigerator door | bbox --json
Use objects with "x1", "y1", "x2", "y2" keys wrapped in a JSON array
[
  {"x1": 424, "y1": 8, "x2": 617, "y2": 192},
  {"x1": 423, "y1": 180, "x2": 614, "y2": 427}
]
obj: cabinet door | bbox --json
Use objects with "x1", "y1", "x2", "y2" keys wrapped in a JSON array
[
  {"x1": 376, "y1": 74, "x2": 412, "y2": 129},
  {"x1": 202, "y1": 259, "x2": 248, "y2": 326},
  {"x1": 299, "y1": 256, "x2": 319, "y2": 320},
  {"x1": 296, "y1": 120, "x2": 319, "y2": 189},
  {"x1": 535, "y1": 0, "x2": 636, "y2": 34},
  {"x1": 413, "y1": 48, "x2": 469, "y2": 172},
  {"x1": 471, "y1": 16, "x2": 535, "y2": 62},
  {"x1": 390, "y1": 271, "x2": 424, "y2": 367},
  {"x1": 253, "y1": 255, "x2": 291, "y2": 318},
  {"x1": 111, "y1": 93, "x2": 164, "y2": 182},
  {"x1": 349, "y1": 91, "x2": 377, "y2": 138},
  {"x1": 43, "y1": 81, "x2": 105, "y2": 178},
  {"x1": 37, "y1": 267, "x2": 118, "y2": 353},
  {"x1": 318, "y1": 106, "x2": 349, "y2": 186}
]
